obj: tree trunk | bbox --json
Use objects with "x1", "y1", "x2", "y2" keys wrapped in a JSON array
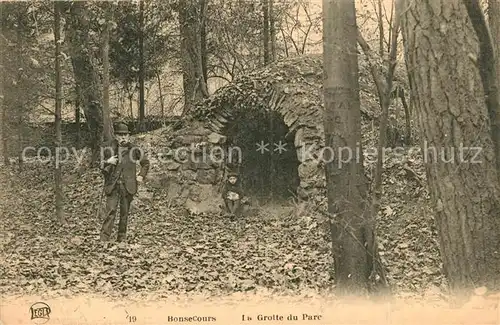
[
  {"x1": 138, "y1": 0, "x2": 145, "y2": 132},
  {"x1": 196, "y1": 0, "x2": 209, "y2": 97},
  {"x1": 462, "y1": 0, "x2": 500, "y2": 175},
  {"x1": 17, "y1": 109, "x2": 23, "y2": 166},
  {"x1": 398, "y1": 87, "x2": 412, "y2": 144},
  {"x1": 377, "y1": 0, "x2": 384, "y2": 58},
  {"x1": 15, "y1": 31, "x2": 24, "y2": 167},
  {"x1": 54, "y1": 1, "x2": 65, "y2": 224},
  {"x1": 128, "y1": 91, "x2": 134, "y2": 119},
  {"x1": 102, "y1": 2, "x2": 113, "y2": 142},
  {"x1": 269, "y1": 0, "x2": 276, "y2": 61},
  {"x1": 179, "y1": 0, "x2": 208, "y2": 115},
  {"x1": 0, "y1": 27, "x2": 8, "y2": 166},
  {"x1": 200, "y1": 0, "x2": 208, "y2": 83},
  {"x1": 1, "y1": 105, "x2": 8, "y2": 166},
  {"x1": 75, "y1": 87, "x2": 81, "y2": 149},
  {"x1": 490, "y1": 0, "x2": 500, "y2": 162},
  {"x1": 490, "y1": 0, "x2": 500, "y2": 84},
  {"x1": 64, "y1": 1, "x2": 103, "y2": 166},
  {"x1": 401, "y1": 0, "x2": 500, "y2": 293},
  {"x1": 262, "y1": 0, "x2": 270, "y2": 64},
  {"x1": 322, "y1": 0, "x2": 373, "y2": 294},
  {"x1": 156, "y1": 71, "x2": 165, "y2": 119}
]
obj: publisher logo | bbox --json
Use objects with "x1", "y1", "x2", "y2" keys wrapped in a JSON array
[{"x1": 30, "y1": 302, "x2": 51, "y2": 324}]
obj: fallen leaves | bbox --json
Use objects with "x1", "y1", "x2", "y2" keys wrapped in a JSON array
[
  {"x1": 0, "y1": 135, "x2": 443, "y2": 299},
  {"x1": 0, "y1": 165, "x2": 333, "y2": 297}
]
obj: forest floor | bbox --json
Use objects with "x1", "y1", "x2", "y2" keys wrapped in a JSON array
[
  {"x1": 0, "y1": 147, "x2": 439, "y2": 298},
  {"x1": 1, "y1": 141, "x2": 499, "y2": 324}
]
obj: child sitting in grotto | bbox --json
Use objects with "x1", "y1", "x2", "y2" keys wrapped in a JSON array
[{"x1": 221, "y1": 171, "x2": 246, "y2": 221}]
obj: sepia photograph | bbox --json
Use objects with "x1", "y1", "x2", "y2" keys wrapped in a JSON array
[{"x1": 1, "y1": 0, "x2": 500, "y2": 324}]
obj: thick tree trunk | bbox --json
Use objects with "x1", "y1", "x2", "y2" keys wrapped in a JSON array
[
  {"x1": 490, "y1": 0, "x2": 500, "y2": 161},
  {"x1": 179, "y1": 0, "x2": 208, "y2": 116},
  {"x1": 401, "y1": 0, "x2": 500, "y2": 292},
  {"x1": 102, "y1": 2, "x2": 113, "y2": 142},
  {"x1": 54, "y1": 2, "x2": 65, "y2": 224},
  {"x1": 490, "y1": 0, "x2": 500, "y2": 83},
  {"x1": 462, "y1": 0, "x2": 500, "y2": 174},
  {"x1": 322, "y1": 0, "x2": 373, "y2": 294},
  {"x1": 65, "y1": 1, "x2": 103, "y2": 165}
]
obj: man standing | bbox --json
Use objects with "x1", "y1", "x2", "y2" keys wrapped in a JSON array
[{"x1": 99, "y1": 122, "x2": 150, "y2": 242}]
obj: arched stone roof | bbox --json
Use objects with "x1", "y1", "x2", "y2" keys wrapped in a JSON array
[{"x1": 192, "y1": 54, "x2": 404, "y2": 134}]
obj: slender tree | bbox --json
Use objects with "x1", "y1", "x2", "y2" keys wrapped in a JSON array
[
  {"x1": 323, "y1": 0, "x2": 377, "y2": 294},
  {"x1": 263, "y1": 0, "x2": 270, "y2": 64},
  {"x1": 54, "y1": 1, "x2": 65, "y2": 224},
  {"x1": 102, "y1": 2, "x2": 113, "y2": 142},
  {"x1": 269, "y1": 0, "x2": 276, "y2": 61},
  {"x1": 138, "y1": 0, "x2": 145, "y2": 132},
  {"x1": 0, "y1": 7, "x2": 8, "y2": 166}
]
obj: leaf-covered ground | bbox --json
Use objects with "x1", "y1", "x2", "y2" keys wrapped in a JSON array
[{"x1": 0, "y1": 145, "x2": 444, "y2": 300}]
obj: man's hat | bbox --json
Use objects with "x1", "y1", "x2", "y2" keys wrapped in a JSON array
[
  {"x1": 227, "y1": 171, "x2": 238, "y2": 177},
  {"x1": 114, "y1": 122, "x2": 130, "y2": 135}
]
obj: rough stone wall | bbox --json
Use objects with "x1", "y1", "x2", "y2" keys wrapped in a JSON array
[{"x1": 140, "y1": 123, "x2": 228, "y2": 214}]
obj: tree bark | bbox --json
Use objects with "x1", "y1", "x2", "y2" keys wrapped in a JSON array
[
  {"x1": 179, "y1": 0, "x2": 209, "y2": 116},
  {"x1": 102, "y1": 2, "x2": 113, "y2": 142},
  {"x1": 196, "y1": 0, "x2": 209, "y2": 97},
  {"x1": 200, "y1": 0, "x2": 208, "y2": 83},
  {"x1": 490, "y1": 0, "x2": 500, "y2": 83},
  {"x1": 0, "y1": 16, "x2": 8, "y2": 166},
  {"x1": 322, "y1": 0, "x2": 373, "y2": 294},
  {"x1": 401, "y1": 0, "x2": 500, "y2": 292},
  {"x1": 490, "y1": 0, "x2": 500, "y2": 163},
  {"x1": 54, "y1": 1, "x2": 65, "y2": 224},
  {"x1": 65, "y1": 1, "x2": 103, "y2": 166}
]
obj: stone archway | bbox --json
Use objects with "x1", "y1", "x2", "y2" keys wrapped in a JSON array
[
  {"x1": 192, "y1": 54, "x2": 382, "y2": 202},
  {"x1": 142, "y1": 54, "x2": 405, "y2": 213}
]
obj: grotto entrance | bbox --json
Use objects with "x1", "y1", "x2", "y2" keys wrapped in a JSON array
[{"x1": 222, "y1": 108, "x2": 300, "y2": 202}]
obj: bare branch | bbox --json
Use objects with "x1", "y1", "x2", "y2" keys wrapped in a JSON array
[{"x1": 357, "y1": 30, "x2": 386, "y2": 102}]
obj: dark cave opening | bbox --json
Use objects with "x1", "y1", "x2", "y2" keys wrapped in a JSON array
[{"x1": 222, "y1": 109, "x2": 300, "y2": 202}]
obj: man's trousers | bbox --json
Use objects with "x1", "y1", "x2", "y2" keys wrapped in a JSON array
[{"x1": 100, "y1": 182, "x2": 134, "y2": 242}]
